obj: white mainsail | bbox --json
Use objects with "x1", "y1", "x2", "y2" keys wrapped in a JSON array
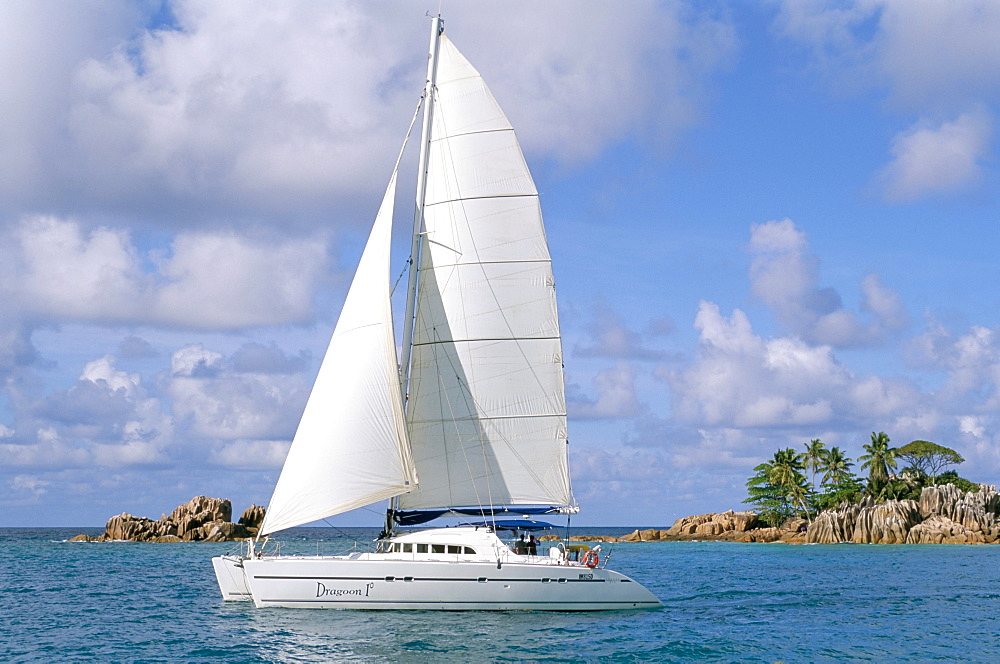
[
  {"x1": 398, "y1": 35, "x2": 572, "y2": 512},
  {"x1": 259, "y1": 171, "x2": 417, "y2": 536}
]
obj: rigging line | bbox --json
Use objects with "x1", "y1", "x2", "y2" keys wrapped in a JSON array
[
  {"x1": 385, "y1": 97, "x2": 424, "y2": 301},
  {"x1": 319, "y1": 518, "x2": 368, "y2": 546},
  {"x1": 422, "y1": 72, "x2": 565, "y2": 504},
  {"x1": 430, "y1": 327, "x2": 559, "y2": 512},
  {"x1": 424, "y1": 315, "x2": 562, "y2": 502},
  {"x1": 430, "y1": 75, "x2": 562, "y2": 419},
  {"x1": 429, "y1": 321, "x2": 495, "y2": 519},
  {"x1": 412, "y1": 54, "x2": 561, "y2": 512},
  {"x1": 390, "y1": 258, "x2": 410, "y2": 297}
]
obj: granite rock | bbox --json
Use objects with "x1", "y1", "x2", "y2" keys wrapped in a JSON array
[{"x1": 86, "y1": 496, "x2": 263, "y2": 543}]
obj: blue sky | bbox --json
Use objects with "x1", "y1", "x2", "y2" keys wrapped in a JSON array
[{"x1": 2, "y1": 0, "x2": 999, "y2": 527}]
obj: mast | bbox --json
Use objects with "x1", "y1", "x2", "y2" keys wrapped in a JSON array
[{"x1": 385, "y1": 14, "x2": 444, "y2": 538}]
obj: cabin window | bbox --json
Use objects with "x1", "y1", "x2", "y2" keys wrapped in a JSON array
[
  {"x1": 402, "y1": 543, "x2": 412, "y2": 553},
  {"x1": 392, "y1": 543, "x2": 401, "y2": 552},
  {"x1": 431, "y1": 544, "x2": 445, "y2": 553},
  {"x1": 464, "y1": 547, "x2": 476, "y2": 555},
  {"x1": 447, "y1": 545, "x2": 461, "y2": 554},
  {"x1": 416, "y1": 544, "x2": 428, "y2": 553}
]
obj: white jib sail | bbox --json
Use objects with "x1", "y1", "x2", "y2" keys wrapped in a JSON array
[
  {"x1": 259, "y1": 171, "x2": 417, "y2": 536},
  {"x1": 398, "y1": 34, "x2": 571, "y2": 511}
]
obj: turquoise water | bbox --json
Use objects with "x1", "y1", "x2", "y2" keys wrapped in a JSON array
[{"x1": 3, "y1": 527, "x2": 998, "y2": 662}]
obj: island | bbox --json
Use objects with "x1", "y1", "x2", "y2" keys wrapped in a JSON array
[{"x1": 70, "y1": 495, "x2": 265, "y2": 542}]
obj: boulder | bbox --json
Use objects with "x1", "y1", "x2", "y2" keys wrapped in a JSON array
[
  {"x1": 663, "y1": 510, "x2": 759, "y2": 540},
  {"x1": 807, "y1": 505, "x2": 860, "y2": 544},
  {"x1": 81, "y1": 496, "x2": 263, "y2": 542},
  {"x1": 850, "y1": 500, "x2": 922, "y2": 544},
  {"x1": 918, "y1": 484, "x2": 1000, "y2": 535},
  {"x1": 736, "y1": 527, "x2": 784, "y2": 543},
  {"x1": 239, "y1": 504, "x2": 266, "y2": 530},
  {"x1": 906, "y1": 515, "x2": 987, "y2": 544}
]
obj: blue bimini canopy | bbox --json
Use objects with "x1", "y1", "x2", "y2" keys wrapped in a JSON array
[
  {"x1": 459, "y1": 519, "x2": 555, "y2": 531},
  {"x1": 394, "y1": 505, "x2": 565, "y2": 526}
]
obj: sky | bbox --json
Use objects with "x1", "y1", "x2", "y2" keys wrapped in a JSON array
[{"x1": 2, "y1": 0, "x2": 1000, "y2": 528}]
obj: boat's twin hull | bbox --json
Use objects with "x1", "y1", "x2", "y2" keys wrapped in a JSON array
[{"x1": 218, "y1": 555, "x2": 660, "y2": 611}]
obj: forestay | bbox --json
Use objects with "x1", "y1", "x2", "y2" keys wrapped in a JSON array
[{"x1": 399, "y1": 35, "x2": 571, "y2": 512}]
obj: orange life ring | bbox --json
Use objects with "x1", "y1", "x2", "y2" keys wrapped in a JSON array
[{"x1": 582, "y1": 549, "x2": 599, "y2": 568}]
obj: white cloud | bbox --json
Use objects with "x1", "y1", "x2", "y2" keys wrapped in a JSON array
[
  {"x1": 12, "y1": 474, "x2": 49, "y2": 497},
  {"x1": 669, "y1": 301, "x2": 851, "y2": 428},
  {"x1": 877, "y1": 109, "x2": 993, "y2": 201},
  {"x1": 6, "y1": 216, "x2": 144, "y2": 322},
  {"x1": 167, "y1": 344, "x2": 308, "y2": 440},
  {"x1": 748, "y1": 219, "x2": 906, "y2": 346},
  {"x1": 0, "y1": 2, "x2": 737, "y2": 221},
  {"x1": 81, "y1": 355, "x2": 140, "y2": 397},
  {"x1": 2, "y1": 216, "x2": 328, "y2": 330},
  {"x1": 775, "y1": 0, "x2": 1000, "y2": 110},
  {"x1": 568, "y1": 362, "x2": 644, "y2": 420},
  {"x1": 170, "y1": 344, "x2": 223, "y2": 378},
  {"x1": 0, "y1": 428, "x2": 92, "y2": 469},
  {"x1": 153, "y1": 230, "x2": 327, "y2": 328},
  {"x1": 774, "y1": 1, "x2": 999, "y2": 203},
  {"x1": 209, "y1": 439, "x2": 291, "y2": 470},
  {"x1": 873, "y1": 0, "x2": 1000, "y2": 109},
  {"x1": 574, "y1": 305, "x2": 664, "y2": 360}
]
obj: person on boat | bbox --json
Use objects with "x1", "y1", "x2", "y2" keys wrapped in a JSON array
[
  {"x1": 513, "y1": 533, "x2": 527, "y2": 554},
  {"x1": 527, "y1": 535, "x2": 538, "y2": 556}
]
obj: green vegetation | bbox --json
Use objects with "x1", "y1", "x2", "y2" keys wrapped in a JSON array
[
  {"x1": 744, "y1": 448, "x2": 810, "y2": 527},
  {"x1": 897, "y1": 440, "x2": 965, "y2": 484},
  {"x1": 743, "y1": 433, "x2": 979, "y2": 523}
]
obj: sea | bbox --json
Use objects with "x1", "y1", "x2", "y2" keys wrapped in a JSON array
[{"x1": 2, "y1": 526, "x2": 997, "y2": 663}]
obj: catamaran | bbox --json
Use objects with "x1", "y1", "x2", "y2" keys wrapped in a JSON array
[{"x1": 212, "y1": 15, "x2": 661, "y2": 611}]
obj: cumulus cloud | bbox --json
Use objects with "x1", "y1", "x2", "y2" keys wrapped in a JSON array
[
  {"x1": 1, "y1": 216, "x2": 328, "y2": 330},
  {"x1": 2, "y1": 340, "x2": 313, "y2": 475},
  {"x1": 668, "y1": 301, "x2": 849, "y2": 428},
  {"x1": 774, "y1": 1, "x2": 999, "y2": 202},
  {"x1": 749, "y1": 219, "x2": 907, "y2": 346},
  {"x1": 658, "y1": 295, "x2": 1000, "y2": 480},
  {"x1": 568, "y1": 362, "x2": 644, "y2": 420},
  {"x1": 775, "y1": 1, "x2": 1000, "y2": 109},
  {"x1": 574, "y1": 305, "x2": 665, "y2": 360},
  {"x1": 167, "y1": 343, "x2": 309, "y2": 441},
  {"x1": 877, "y1": 109, "x2": 993, "y2": 201},
  {"x1": 13, "y1": 355, "x2": 174, "y2": 468},
  {"x1": 209, "y1": 439, "x2": 291, "y2": 470},
  {"x1": 0, "y1": 1, "x2": 737, "y2": 222}
]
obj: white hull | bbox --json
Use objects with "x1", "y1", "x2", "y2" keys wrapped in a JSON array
[
  {"x1": 236, "y1": 555, "x2": 659, "y2": 611},
  {"x1": 212, "y1": 554, "x2": 252, "y2": 601},
  {"x1": 213, "y1": 527, "x2": 661, "y2": 611}
]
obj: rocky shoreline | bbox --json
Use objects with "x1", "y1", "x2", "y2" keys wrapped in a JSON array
[
  {"x1": 70, "y1": 496, "x2": 265, "y2": 543},
  {"x1": 572, "y1": 483, "x2": 1000, "y2": 545},
  {"x1": 72, "y1": 483, "x2": 1000, "y2": 546}
]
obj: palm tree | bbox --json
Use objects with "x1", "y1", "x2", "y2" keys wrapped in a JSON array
[
  {"x1": 769, "y1": 448, "x2": 812, "y2": 524},
  {"x1": 859, "y1": 431, "x2": 899, "y2": 497},
  {"x1": 820, "y1": 446, "x2": 853, "y2": 486},
  {"x1": 803, "y1": 439, "x2": 827, "y2": 492},
  {"x1": 745, "y1": 448, "x2": 812, "y2": 525}
]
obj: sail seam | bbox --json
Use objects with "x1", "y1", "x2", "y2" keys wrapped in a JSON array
[
  {"x1": 425, "y1": 193, "x2": 536, "y2": 207},
  {"x1": 413, "y1": 336, "x2": 559, "y2": 347},
  {"x1": 430, "y1": 127, "x2": 511, "y2": 142},
  {"x1": 410, "y1": 413, "x2": 567, "y2": 422},
  {"x1": 420, "y1": 258, "x2": 551, "y2": 266}
]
